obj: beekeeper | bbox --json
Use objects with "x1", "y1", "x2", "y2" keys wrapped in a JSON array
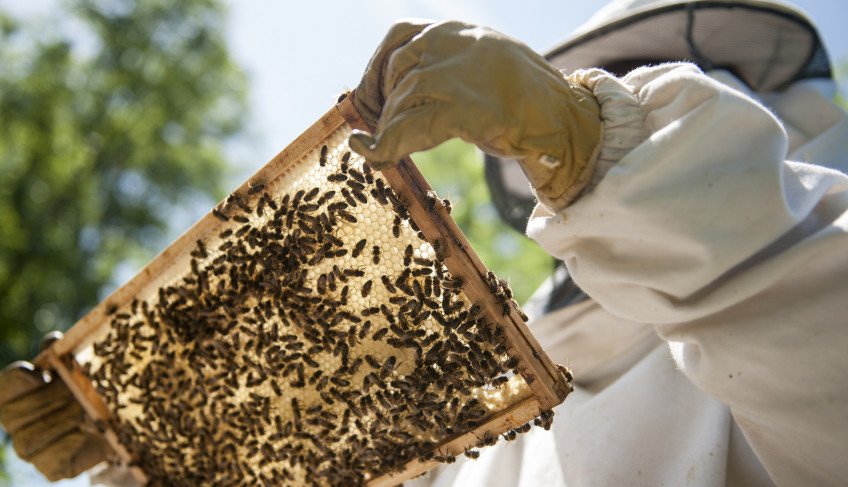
[
  {"x1": 2, "y1": 0, "x2": 847, "y2": 485},
  {"x1": 350, "y1": 1, "x2": 848, "y2": 486}
]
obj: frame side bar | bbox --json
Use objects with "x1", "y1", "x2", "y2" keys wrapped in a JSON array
[
  {"x1": 43, "y1": 350, "x2": 149, "y2": 485},
  {"x1": 337, "y1": 92, "x2": 571, "y2": 408}
]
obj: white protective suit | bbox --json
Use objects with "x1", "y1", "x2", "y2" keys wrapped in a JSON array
[{"x1": 408, "y1": 64, "x2": 848, "y2": 486}]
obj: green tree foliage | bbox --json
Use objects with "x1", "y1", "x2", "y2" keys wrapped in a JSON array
[
  {"x1": 0, "y1": 0, "x2": 246, "y2": 366},
  {"x1": 413, "y1": 140, "x2": 554, "y2": 304}
]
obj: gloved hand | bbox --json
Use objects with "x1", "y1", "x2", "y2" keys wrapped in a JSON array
[
  {"x1": 0, "y1": 332, "x2": 113, "y2": 482},
  {"x1": 350, "y1": 20, "x2": 603, "y2": 210}
]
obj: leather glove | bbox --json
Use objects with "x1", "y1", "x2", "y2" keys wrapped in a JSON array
[
  {"x1": 0, "y1": 332, "x2": 113, "y2": 482},
  {"x1": 350, "y1": 20, "x2": 603, "y2": 210}
]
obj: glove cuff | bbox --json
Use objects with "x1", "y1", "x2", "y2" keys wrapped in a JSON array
[{"x1": 519, "y1": 80, "x2": 603, "y2": 211}]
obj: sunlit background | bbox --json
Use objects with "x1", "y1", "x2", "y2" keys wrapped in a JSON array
[
  {"x1": 1, "y1": 0, "x2": 846, "y2": 485},
  {"x1": 224, "y1": 0, "x2": 848, "y2": 183}
]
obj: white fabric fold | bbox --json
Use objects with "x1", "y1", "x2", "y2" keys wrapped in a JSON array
[{"x1": 413, "y1": 63, "x2": 848, "y2": 487}]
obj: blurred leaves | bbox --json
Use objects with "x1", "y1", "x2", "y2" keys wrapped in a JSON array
[
  {"x1": 413, "y1": 140, "x2": 554, "y2": 304},
  {"x1": 0, "y1": 0, "x2": 247, "y2": 364}
]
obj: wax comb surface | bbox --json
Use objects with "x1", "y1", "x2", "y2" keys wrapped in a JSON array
[{"x1": 38, "y1": 95, "x2": 572, "y2": 487}]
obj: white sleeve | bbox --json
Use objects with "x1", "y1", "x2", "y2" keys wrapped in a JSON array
[{"x1": 528, "y1": 63, "x2": 848, "y2": 485}]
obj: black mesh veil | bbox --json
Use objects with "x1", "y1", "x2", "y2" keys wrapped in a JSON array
[
  {"x1": 484, "y1": 154, "x2": 537, "y2": 235},
  {"x1": 546, "y1": 1, "x2": 831, "y2": 91}
]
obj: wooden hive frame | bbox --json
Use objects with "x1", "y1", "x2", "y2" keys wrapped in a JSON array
[{"x1": 34, "y1": 92, "x2": 572, "y2": 487}]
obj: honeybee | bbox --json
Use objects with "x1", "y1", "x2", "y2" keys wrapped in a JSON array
[
  {"x1": 426, "y1": 190, "x2": 438, "y2": 210},
  {"x1": 442, "y1": 198, "x2": 453, "y2": 213},
  {"x1": 352, "y1": 238, "x2": 367, "y2": 258},
  {"x1": 212, "y1": 208, "x2": 229, "y2": 221},
  {"x1": 361, "y1": 280, "x2": 373, "y2": 297},
  {"x1": 372, "y1": 328, "x2": 389, "y2": 341},
  {"x1": 433, "y1": 450, "x2": 456, "y2": 464},
  {"x1": 227, "y1": 194, "x2": 250, "y2": 212},
  {"x1": 247, "y1": 181, "x2": 265, "y2": 195},
  {"x1": 319, "y1": 145, "x2": 328, "y2": 166}
]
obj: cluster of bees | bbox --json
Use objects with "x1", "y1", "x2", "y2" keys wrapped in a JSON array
[{"x1": 84, "y1": 128, "x2": 551, "y2": 486}]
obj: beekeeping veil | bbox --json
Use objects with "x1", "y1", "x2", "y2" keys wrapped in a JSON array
[{"x1": 485, "y1": 0, "x2": 832, "y2": 235}]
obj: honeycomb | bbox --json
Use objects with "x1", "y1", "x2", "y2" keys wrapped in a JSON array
[{"x1": 75, "y1": 121, "x2": 563, "y2": 486}]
